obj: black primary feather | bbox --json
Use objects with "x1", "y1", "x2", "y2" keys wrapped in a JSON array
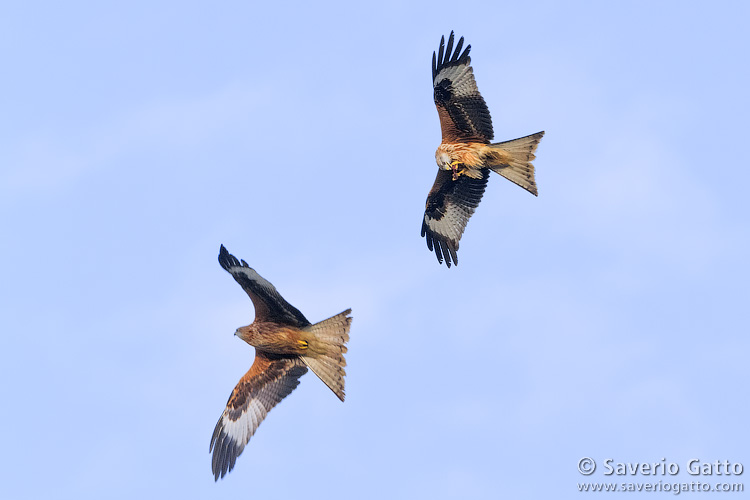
[{"x1": 432, "y1": 31, "x2": 471, "y2": 82}]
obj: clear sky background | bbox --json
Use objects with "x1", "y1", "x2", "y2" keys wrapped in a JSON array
[{"x1": 2, "y1": 1, "x2": 749, "y2": 498}]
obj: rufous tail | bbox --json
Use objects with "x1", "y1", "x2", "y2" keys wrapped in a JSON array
[
  {"x1": 301, "y1": 309, "x2": 352, "y2": 402},
  {"x1": 487, "y1": 131, "x2": 544, "y2": 196}
]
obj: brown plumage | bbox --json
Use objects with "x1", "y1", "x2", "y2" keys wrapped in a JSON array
[
  {"x1": 422, "y1": 31, "x2": 545, "y2": 267},
  {"x1": 210, "y1": 245, "x2": 352, "y2": 480}
]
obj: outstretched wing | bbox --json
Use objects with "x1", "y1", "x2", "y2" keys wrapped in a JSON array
[
  {"x1": 433, "y1": 31, "x2": 493, "y2": 143},
  {"x1": 218, "y1": 245, "x2": 310, "y2": 327},
  {"x1": 210, "y1": 351, "x2": 308, "y2": 481},
  {"x1": 421, "y1": 168, "x2": 490, "y2": 268}
]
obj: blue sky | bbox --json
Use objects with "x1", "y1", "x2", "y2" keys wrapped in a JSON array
[{"x1": 2, "y1": 1, "x2": 749, "y2": 498}]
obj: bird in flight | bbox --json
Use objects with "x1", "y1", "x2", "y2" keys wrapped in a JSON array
[
  {"x1": 210, "y1": 245, "x2": 352, "y2": 480},
  {"x1": 422, "y1": 31, "x2": 545, "y2": 267}
]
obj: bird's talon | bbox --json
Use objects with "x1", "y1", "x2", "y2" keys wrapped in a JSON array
[
  {"x1": 297, "y1": 340, "x2": 309, "y2": 350},
  {"x1": 451, "y1": 166, "x2": 465, "y2": 181}
]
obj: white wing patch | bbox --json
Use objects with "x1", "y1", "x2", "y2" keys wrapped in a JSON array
[
  {"x1": 434, "y1": 62, "x2": 470, "y2": 88},
  {"x1": 219, "y1": 398, "x2": 268, "y2": 455},
  {"x1": 434, "y1": 62, "x2": 479, "y2": 101},
  {"x1": 232, "y1": 266, "x2": 277, "y2": 295},
  {"x1": 425, "y1": 207, "x2": 467, "y2": 243}
]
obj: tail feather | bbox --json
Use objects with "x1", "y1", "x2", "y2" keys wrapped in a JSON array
[
  {"x1": 487, "y1": 131, "x2": 544, "y2": 196},
  {"x1": 301, "y1": 309, "x2": 352, "y2": 402}
]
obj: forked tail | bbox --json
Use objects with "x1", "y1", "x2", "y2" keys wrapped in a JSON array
[
  {"x1": 301, "y1": 309, "x2": 352, "y2": 401},
  {"x1": 487, "y1": 131, "x2": 544, "y2": 196}
]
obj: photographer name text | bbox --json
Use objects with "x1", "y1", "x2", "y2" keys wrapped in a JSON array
[{"x1": 578, "y1": 457, "x2": 744, "y2": 476}]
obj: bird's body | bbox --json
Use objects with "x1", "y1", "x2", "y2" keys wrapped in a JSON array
[
  {"x1": 421, "y1": 32, "x2": 545, "y2": 267},
  {"x1": 210, "y1": 245, "x2": 352, "y2": 481},
  {"x1": 435, "y1": 142, "x2": 513, "y2": 180},
  {"x1": 235, "y1": 322, "x2": 309, "y2": 355}
]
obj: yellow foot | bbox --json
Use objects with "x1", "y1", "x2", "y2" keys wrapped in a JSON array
[
  {"x1": 297, "y1": 339, "x2": 309, "y2": 350},
  {"x1": 448, "y1": 161, "x2": 465, "y2": 180}
]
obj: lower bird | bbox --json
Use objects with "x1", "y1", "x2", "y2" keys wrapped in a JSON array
[
  {"x1": 422, "y1": 31, "x2": 544, "y2": 267},
  {"x1": 210, "y1": 245, "x2": 352, "y2": 480}
]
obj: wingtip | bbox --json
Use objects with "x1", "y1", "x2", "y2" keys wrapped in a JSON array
[
  {"x1": 433, "y1": 31, "x2": 471, "y2": 80},
  {"x1": 423, "y1": 230, "x2": 459, "y2": 268},
  {"x1": 218, "y1": 244, "x2": 230, "y2": 269},
  {"x1": 218, "y1": 244, "x2": 244, "y2": 271}
]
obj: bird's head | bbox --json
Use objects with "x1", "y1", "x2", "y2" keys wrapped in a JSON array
[
  {"x1": 234, "y1": 325, "x2": 254, "y2": 344},
  {"x1": 435, "y1": 150, "x2": 454, "y2": 170}
]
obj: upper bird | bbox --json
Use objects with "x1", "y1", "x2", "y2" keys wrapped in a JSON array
[
  {"x1": 210, "y1": 245, "x2": 352, "y2": 481},
  {"x1": 422, "y1": 31, "x2": 544, "y2": 267}
]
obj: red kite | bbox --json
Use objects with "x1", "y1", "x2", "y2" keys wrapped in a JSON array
[
  {"x1": 422, "y1": 32, "x2": 544, "y2": 267},
  {"x1": 210, "y1": 245, "x2": 352, "y2": 480}
]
